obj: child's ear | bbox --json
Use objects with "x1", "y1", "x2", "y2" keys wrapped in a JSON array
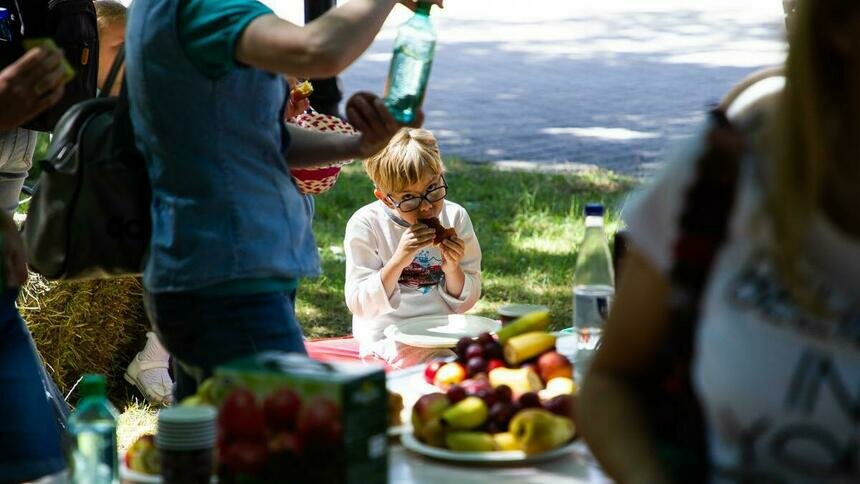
[{"x1": 374, "y1": 188, "x2": 393, "y2": 208}]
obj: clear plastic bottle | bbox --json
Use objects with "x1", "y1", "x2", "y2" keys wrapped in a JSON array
[
  {"x1": 383, "y1": 2, "x2": 436, "y2": 124},
  {"x1": 572, "y1": 203, "x2": 615, "y2": 379},
  {"x1": 68, "y1": 374, "x2": 119, "y2": 484}
]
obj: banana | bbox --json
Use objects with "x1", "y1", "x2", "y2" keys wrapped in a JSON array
[
  {"x1": 495, "y1": 310, "x2": 551, "y2": 345},
  {"x1": 503, "y1": 332, "x2": 557, "y2": 365},
  {"x1": 509, "y1": 409, "x2": 575, "y2": 454},
  {"x1": 488, "y1": 367, "x2": 544, "y2": 395},
  {"x1": 445, "y1": 431, "x2": 496, "y2": 452},
  {"x1": 441, "y1": 396, "x2": 488, "y2": 430}
]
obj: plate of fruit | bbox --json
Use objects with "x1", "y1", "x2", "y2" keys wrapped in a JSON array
[
  {"x1": 384, "y1": 314, "x2": 501, "y2": 348},
  {"x1": 406, "y1": 310, "x2": 579, "y2": 463}
]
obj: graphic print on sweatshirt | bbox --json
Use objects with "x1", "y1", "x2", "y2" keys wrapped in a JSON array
[
  {"x1": 399, "y1": 249, "x2": 443, "y2": 293},
  {"x1": 706, "y1": 254, "x2": 860, "y2": 482}
]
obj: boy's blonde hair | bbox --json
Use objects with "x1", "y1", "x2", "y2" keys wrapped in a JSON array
[
  {"x1": 364, "y1": 128, "x2": 444, "y2": 194},
  {"x1": 95, "y1": 0, "x2": 127, "y2": 28}
]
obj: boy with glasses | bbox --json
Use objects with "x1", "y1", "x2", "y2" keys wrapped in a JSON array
[{"x1": 345, "y1": 128, "x2": 482, "y2": 368}]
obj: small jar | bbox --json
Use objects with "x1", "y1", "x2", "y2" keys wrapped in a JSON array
[{"x1": 156, "y1": 406, "x2": 216, "y2": 484}]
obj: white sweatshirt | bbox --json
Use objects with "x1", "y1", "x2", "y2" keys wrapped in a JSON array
[{"x1": 344, "y1": 200, "x2": 482, "y2": 356}]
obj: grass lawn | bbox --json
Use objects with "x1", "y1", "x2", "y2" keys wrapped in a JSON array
[{"x1": 298, "y1": 159, "x2": 634, "y2": 338}]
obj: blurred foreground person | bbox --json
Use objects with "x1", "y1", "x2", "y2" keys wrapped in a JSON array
[{"x1": 579, "y1": 0, "x2": 860, "y2": 482}]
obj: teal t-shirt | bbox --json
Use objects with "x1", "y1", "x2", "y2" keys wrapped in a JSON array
[
  {"x1": 178, "y1": 0, "x2": 296, "y2": 296},
  {"x1": 177, "y1": 0, "x2": 273, "y2": 79}
]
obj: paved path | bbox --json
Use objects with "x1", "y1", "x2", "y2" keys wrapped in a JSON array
[{"x1": 273, "y1": 1, "x2": 788, "y2": 177}]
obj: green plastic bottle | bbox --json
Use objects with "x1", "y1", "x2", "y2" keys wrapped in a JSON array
[
  {"x1": 68, "y1": 374, "x2": 119, "y2": 484},
  {"x1": 384, "y1": 2, "x2": 436, "y2": 124}
]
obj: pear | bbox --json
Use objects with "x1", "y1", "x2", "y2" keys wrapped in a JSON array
[
  {"x1": 503, "y1": 332, "x2": 556, "y2": 365},
  {"x1": 441, "y1": 396, "x2": 488, "y2": 430},
  {"x1": 488, "y1": 367, "x2": 544, "y2": 396},
  {"x1": 495, "y1": 310, "x2": 551, "y2": 345},
  {"x1": 492, "y1": 432, "x2": 522, "y2": 451},
  {"x1": 445, "y1": 431, "x2": 496, "y2": 452},
  {"x1": 509, "y1": 409, "x2": 575, "y2": 454}
]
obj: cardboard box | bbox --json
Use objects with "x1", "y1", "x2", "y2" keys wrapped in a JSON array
[{"x1": 212, "y1": 352, "x2": 387, "y2": 483}]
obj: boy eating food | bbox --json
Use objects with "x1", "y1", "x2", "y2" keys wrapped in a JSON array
[{"x1": 344, "y1": 128, "x2": 482, "y2": 368}]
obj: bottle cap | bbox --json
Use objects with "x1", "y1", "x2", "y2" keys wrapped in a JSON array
[
  {"x1": 415, "y1": 2, "x2": 432, "y2": 15},
  {"x1": 156, "y1": 406, "x2": 217, "y2": 451},
  {"x1": 79, "y1": 374, "x2": 107, "y2": 398},
  {"x1": 584, "y1": 203, "x2": 604, "y2": 216}
]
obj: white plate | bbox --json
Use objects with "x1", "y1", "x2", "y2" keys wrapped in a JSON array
[
  {"x1": 400, "y1": 432, "x2": 579, "y2": 464},
  {"x1": 384, "y1": 315, "x2": 501, "y2": 348}
]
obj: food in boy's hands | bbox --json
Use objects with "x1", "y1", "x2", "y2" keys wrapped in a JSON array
[
  {"x1": 290, "y1": 80, "x2": 314, "y2": 102},
  {"x1": 418, "y1": 217, "x2": 456, "y2": 245}
]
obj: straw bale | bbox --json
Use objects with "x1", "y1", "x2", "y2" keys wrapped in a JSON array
[{"x1": 17, "y1": 273, "x2": 150, "y2": 399}]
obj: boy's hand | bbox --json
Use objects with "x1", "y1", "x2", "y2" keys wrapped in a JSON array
[
  {"x1": 346, "y1": 91, "x2": 423, "y2": 158},
  {"x1": 439, "y1": 235, "x2": 465, "y2": 274},
  {"x1": 392, "y1": 222, "x2": 436, "y2": 268}
]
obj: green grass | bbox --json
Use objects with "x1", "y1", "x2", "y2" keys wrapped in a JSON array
[{"x1": 297, "y1": 159, "x2": 634, "y2": 337}]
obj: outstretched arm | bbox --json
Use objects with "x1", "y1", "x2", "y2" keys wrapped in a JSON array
[{"x1": 237, "y1": 0, "x2": 444, "y2": 78}]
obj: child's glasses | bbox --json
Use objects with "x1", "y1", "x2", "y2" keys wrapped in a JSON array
[{"x1": 387, "y1": 177, "x2": 448, "y2": 212}]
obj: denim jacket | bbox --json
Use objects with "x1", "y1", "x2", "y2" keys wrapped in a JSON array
[{"x1": 125, "y1": 0, "x2": 320, "y2": 292}]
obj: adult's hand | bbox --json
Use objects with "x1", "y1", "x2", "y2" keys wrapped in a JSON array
[
  {"x1": 399, "y1": 0, "x2": 445, "y2": 11},
  {"x1": 0, "y1": 47, "x2": 67, "y2": 130},
  {"x1": 346, "y1": 91, "x2": 424, "y2": 158}
]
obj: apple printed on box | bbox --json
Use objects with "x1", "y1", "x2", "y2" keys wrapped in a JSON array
[
  {"x1": 212, "y1": 352, "x2": 387, "y2": 484},
  {"x1": 288, "y1": 111, "x2": 357, "y2": 195}
]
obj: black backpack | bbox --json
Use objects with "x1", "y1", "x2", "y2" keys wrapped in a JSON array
[
  {"x1": 24, "y1": 48, "x2": 151, "y2": 280},
  {"x1": 0, "y1": 0, "x2": 99, "y2": 132}
]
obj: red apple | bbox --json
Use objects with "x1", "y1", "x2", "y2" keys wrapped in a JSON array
[
  {"x1": 297, "y1": 396, "x2": 342, "y2": 448},
  {"x1": 263, "y1": 388, "x2": 302, "y2": 432},
  {"x1": 269, "y1": 431, "x2": 304, "y2": 456},
  {"x1": 411, "y1": 393, "x2": 450, "y2": 447},
  {"x1": 218, "y1": 388, "x2": 265, "y2": 442},
  {"x1": 537, "y1": 351, "x2": 573, "y2": 382},
  {"x1": 424, "y1": 360, "x2": 444, "y2": 385},
  {"x1": 223, "y1": 441, "x2": 269, "y2": 475},
  {"x1": 487, "y1": 359, "x2": 506, "y2": 373}
]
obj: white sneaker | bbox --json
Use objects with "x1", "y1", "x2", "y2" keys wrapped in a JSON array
[{"x1": 124, "y1": 332, "x2": 174, "y2": 406}]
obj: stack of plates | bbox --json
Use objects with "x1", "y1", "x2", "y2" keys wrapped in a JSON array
[{"x1": 155, "y1": 406, "x2": 217, "y2": 451}]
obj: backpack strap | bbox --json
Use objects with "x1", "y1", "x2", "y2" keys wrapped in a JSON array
[{"x1": 99, "y1": 46, "x2": 125, "y2": 99}]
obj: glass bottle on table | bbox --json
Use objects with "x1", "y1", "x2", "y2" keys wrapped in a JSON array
[
  {"x1": 571, "y1": 203, "x2": 614, "y2": 381},
  {"x1": 384, "y1": 1, "x2": 436, "y2": 124},
  {"x1": 68, "y1": 374, "x2": 119, "y2": 484}
]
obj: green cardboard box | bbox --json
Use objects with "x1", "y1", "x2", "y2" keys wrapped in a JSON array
[{"x1": 212, "y1": 352, "x2": 387, "y2": 483}]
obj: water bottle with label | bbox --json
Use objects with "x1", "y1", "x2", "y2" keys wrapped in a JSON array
[
  {"x1": 384, "y1": 1, "x2": 436, "y2": 124},
  {"x1": 572, "y1": 203, "x2": 614, "y2": 380},
  {"x1": 68, "y1": 374, "x2": 119, "y2": 484}
]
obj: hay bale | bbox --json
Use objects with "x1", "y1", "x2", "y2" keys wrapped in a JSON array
[{"x1": 18, "y1": 273, "x2": 150, "y2": 400}]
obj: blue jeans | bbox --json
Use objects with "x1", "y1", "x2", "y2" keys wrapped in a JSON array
[
  {"x1": 144, "y1": 290, "x2": 307, "y2": 401},
  {"x1": 0, "y1": 290, "x2": 65, "y2": 482}
]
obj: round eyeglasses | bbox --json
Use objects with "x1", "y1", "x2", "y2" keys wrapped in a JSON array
[{"x1": 387, "y1": 178, "x2": 448, "y2": 213}]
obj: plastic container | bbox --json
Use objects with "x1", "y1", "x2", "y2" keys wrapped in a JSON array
[
  {"x1": 383, "y1": 2, "x2": 436, "y2": 123},
  {"x1": 68, "y1": 374, "x2": 120, "y2": 484},
  {"x1": 156, "y1": 406, "x2": 216, "y2": 484}
]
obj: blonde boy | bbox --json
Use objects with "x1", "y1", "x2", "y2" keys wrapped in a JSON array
[{"x1": 344, "y1": 128, "x2": 482, "y2": 368}]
